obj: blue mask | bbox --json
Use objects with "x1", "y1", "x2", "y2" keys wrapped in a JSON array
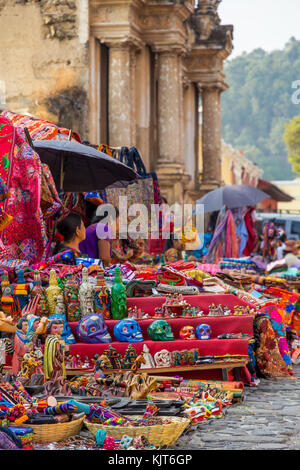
[
  {"x1": 77, "y1": 313, "x2": 112, "y2": 343},
  {"x1": 113, "y1": 318, "x2": 144, "y2": 342}
]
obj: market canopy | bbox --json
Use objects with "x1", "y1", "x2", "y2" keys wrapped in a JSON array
[
  {"x1": 32, "y1": 140, "x2": 139, "y2": 192},
  {"x1": 193, "y1": 184, "x2": 269, "y2": 214}
]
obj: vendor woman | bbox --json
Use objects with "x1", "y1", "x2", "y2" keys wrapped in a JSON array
[
  {"x1": 79, "y1": 208, "x2": 118, "y2": 266},
  {"x1": 53, "y1": 212, "x2": 86, "y2": 262}
]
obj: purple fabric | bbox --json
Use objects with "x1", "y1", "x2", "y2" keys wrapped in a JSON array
[
  {"x1": 206, "y1": 209, "x2": 229, "y2": 262},
  {"x1": 79, "y1": 223, "x2": 112, "y2": 259}
]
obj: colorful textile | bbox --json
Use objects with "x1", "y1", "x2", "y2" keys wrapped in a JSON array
[
  {"x1": 265, "y1": 287, "x2": 299, "y2": 327},
  {"x1": 254, "y1": 315, "x2": 291, "y2": 379},
  {"x1": 0, "y1": 110, "x2": 81, "y2": 143},
  {"x1": 258, "y1": 304, "x2": 293, "y2": 373},
  {"x1": 1, "y1": 130, "x2": 47, "y2": 263},
  {"x1": 206, "y1": 208, "x2": 238, "y2": 264},
  {"x1": 242, "y1": 207, "x2": 257, "y2": 256}
]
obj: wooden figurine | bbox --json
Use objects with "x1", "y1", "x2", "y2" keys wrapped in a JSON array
[
  {"x1": 63, "y1": 273, "x2": 81, "y2": 322},
  {"x1": 31, "y1": 271, "x2": 48, "y2": 317},
  {"x1": 122, "y1": 344, "x2": 137, "y2": 369},
  {"x1": 79, "y1": 267, "x2": 94, "y2": 317},
  {"x1": 46, "y1": 269, "x2": 62, "y2": 316},
  {"x1": 94, "y1": 268, "x2": 111, "y2": 319}
]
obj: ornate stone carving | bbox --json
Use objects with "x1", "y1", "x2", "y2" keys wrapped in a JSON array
[{"x1": 189, "y1": 0, "x2": 221, "y2": 42}]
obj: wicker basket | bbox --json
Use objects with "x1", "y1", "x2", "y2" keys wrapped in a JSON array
[
  {"x1": 15, "y1": 416, "x2": 84, "y2": 443},
  {"x1": 84, "y1": 416, "x2": 190, "y2": 447}
]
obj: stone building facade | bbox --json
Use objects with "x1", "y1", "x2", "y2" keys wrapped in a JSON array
[{"x1": 0, "y1": 0, "x2": 233, "y2": 204}]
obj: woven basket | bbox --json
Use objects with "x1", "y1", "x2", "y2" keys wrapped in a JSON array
[
  {"x1": 84, "y1": 415, "x2": 190, "y2": 447},
  {"x1": 15, "y1": 416, "x2": 84, "y2": 443}
]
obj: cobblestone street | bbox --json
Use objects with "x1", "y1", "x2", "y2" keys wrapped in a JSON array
[{"x1": 175, "y1": 366, "x2": 300, "y2": 450}]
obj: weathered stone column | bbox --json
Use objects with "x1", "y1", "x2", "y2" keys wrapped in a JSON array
[
  {"x1": 108, "y1": 43, "x2": 136, "y2": 147},
  {"x1": 201, "y1": 84, "x2": 223, "y2": 190},
  {"x1": 155, "y1": 49, "x2": 189, "y2": 204}
]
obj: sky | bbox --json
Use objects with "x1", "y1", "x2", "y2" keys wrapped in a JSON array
[{"x1": 218, "y1": 0, "x2": 300, "y2": 59}]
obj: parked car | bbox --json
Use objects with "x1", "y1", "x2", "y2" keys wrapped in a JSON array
[{"x1": 255, "y1": 213, "x2": 300, "y2": 240}]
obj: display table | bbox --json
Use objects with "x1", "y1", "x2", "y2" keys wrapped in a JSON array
[{"x1": 68, "y1": 294, "x2": 253, "y2": 382}]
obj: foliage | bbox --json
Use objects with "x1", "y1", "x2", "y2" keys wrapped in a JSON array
[
  {"x1": 221, "y1": 38, "x2": 300, "y2": 180},
  {"x1": 283, "y1": 116, "x2": 300, "y2": 175}
]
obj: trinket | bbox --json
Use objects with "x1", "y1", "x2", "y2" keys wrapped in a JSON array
[
  {"x1": 94, "y1": 269, "x2": 111, "y2": 320},
  {"x1": 77, "y1": 313, "x2": 112, "y2": 343},
  {"x1": 114, "y1": 318, "x2": 144, "y2": 342},
  {"x1": 64, "y1": 273, "x2": 81, "y2": 322},
  {"x1": 79, "y1": 268, "x2": 94, "y2": 317},
  {"x1": 46, "y1": 269, "x2": 62, "y2": 316},
  {"x1": 196, "y1": 324, "x2": 212, "y2": 340},
  {"x1": 111, "y1": 267, "x2": 127, "y2": 320},
  {"x1": 179, "y1": 326, "x2": 196, "y2": 340},
  {"x1": 147, "y1": 320, "x2": 174, "y2": 341},
  {"x1": 154, "y1": 349, "x2": 172, "y2": 368}
]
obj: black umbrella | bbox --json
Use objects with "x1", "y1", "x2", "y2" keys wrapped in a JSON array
[
  {"x1": 31, "y1": 139, "x2": 139, "y2": 192},
  {"x1": 193, "y1": 184, "x2": 269, "y2": 214}
]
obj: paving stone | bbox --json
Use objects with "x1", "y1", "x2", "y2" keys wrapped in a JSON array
[{"x1": 175, "y1": 365, "x2": 300, "y2": 450}]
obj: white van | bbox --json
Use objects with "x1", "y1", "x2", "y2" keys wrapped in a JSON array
[{"x1": 256, "y1": 213, "x2": 300, "y2": 240}]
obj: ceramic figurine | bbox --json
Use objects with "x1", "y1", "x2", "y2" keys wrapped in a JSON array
[
  {"x1": 131, "y1": 352, "x2": 146, "y2": 374},
  {"x1": 26, "y1": 315, "x2": 41, "y2": 344},
  {"x1": 154, "y1": 349, "x2": 172, "y2": 368},
  {"x1": 1, "y1": 282, "x2": 14, "y2": 315},
  {"x1": 122, "y1": 344, "x2": 138, "y2": 369},
  {"x1": 105, "y1": 345, "x2": 122, "y2": 369},
  {"x1": 43, "y1": 318, "x2": 68, "y2": 380},
  {"x1": 147, "y1": 320, "x2": 174, "y2": 341},
  {"x1": 31, "y1": 271, "x2": 48, "y2": 317},
  {"x1": 114, "y1": 318, "x2": 144, "y2": 342},
  {"x1": 12, "y1": 317, "x2": 30, "y2": 375},
  {"x1": 94, "y1": 269, "x2": 111, "y2": 320},
  {"x1": 172, "y1": 351, "x2": 181, "y2": 367},
  {"x1": 77, "y1": 313, "x2": 112, "y2": 343},
  {"x1": 208, "y1": 303, "x2": 217, "y2": 316},
  {"x1": 140, "y1": 344, "x2": 155, "y2": 369},
  {"x1": 46, "y1": 269, "x2": 62, "y2": 316},
  {"x1": 196, "y1": 324, "x2": 212, "y2": 340},
  {"x1": 13, "y1": 270, "x2": 29, "y2": 312},
  {"x1": 111, "y1": 266, "x2": 127, "y2": 320},
  {"x1": 79, "y1": 267, "x2": 95, "y2": 317},
  {"x1": 94, "y1": 352, "x2": 113, "y2": 370},
  {"x1": 64, "y1": 273, "x2": 81, "y2": 322},
  {"x1": 223, "y1": 305, "x2": 231, "y2": 315},
  {"x1": 49, "y1": 296, "x2": 76, "y2": 344}
]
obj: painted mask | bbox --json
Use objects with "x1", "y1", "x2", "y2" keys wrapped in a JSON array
[
  {"x1": 179, "y1": 325, "x2": 196, "y2": 340},
  {"x1": 113, "y1": 318, "x2": 144, "y2": 342},
  {"x1": 147, "y1": 320, "x2": 174, "y2": 341},
  {"x1": 76, "y1": 314, "x2": 112, "y2": 343},
  {"x1": 196, "y1": 324, "x2": 212, "y2": 340}
]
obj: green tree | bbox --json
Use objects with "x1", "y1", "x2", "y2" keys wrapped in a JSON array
[
  {"x1": 221, "y1": 38, "x2": 300, "y2": 180},
  {"x1": 283, "y1": 116, "x2": 300, "y2": 175}
]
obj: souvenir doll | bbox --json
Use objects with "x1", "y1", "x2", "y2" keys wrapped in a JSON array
[
  {"x1": 64, "y1": 272, "x2": 81, "y2": 322},
  {"x1": 48, "y1": 294, "x2": 76, "y2": 344},
  {"x1": 94, "y1": 269, "x2": 111, "y2": 320},
  {"x1": 79, "y1": 267, "x2": 95, "y2": 317},
  {"x1": 31, "y1": 271, "x2": 48, "y2": 317},
  {"x1": 12, "y1": 317, "x2": 30, "y2": 375},
  {"x1": 43, "y1": 319, "x2": 69, "y2": 380},
  {"x1": 46, "y1": 269, "x2": 62, "y2": 316},
  {"x1": 139, "y1": 344, "x2": 155, "y2": 369}
]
